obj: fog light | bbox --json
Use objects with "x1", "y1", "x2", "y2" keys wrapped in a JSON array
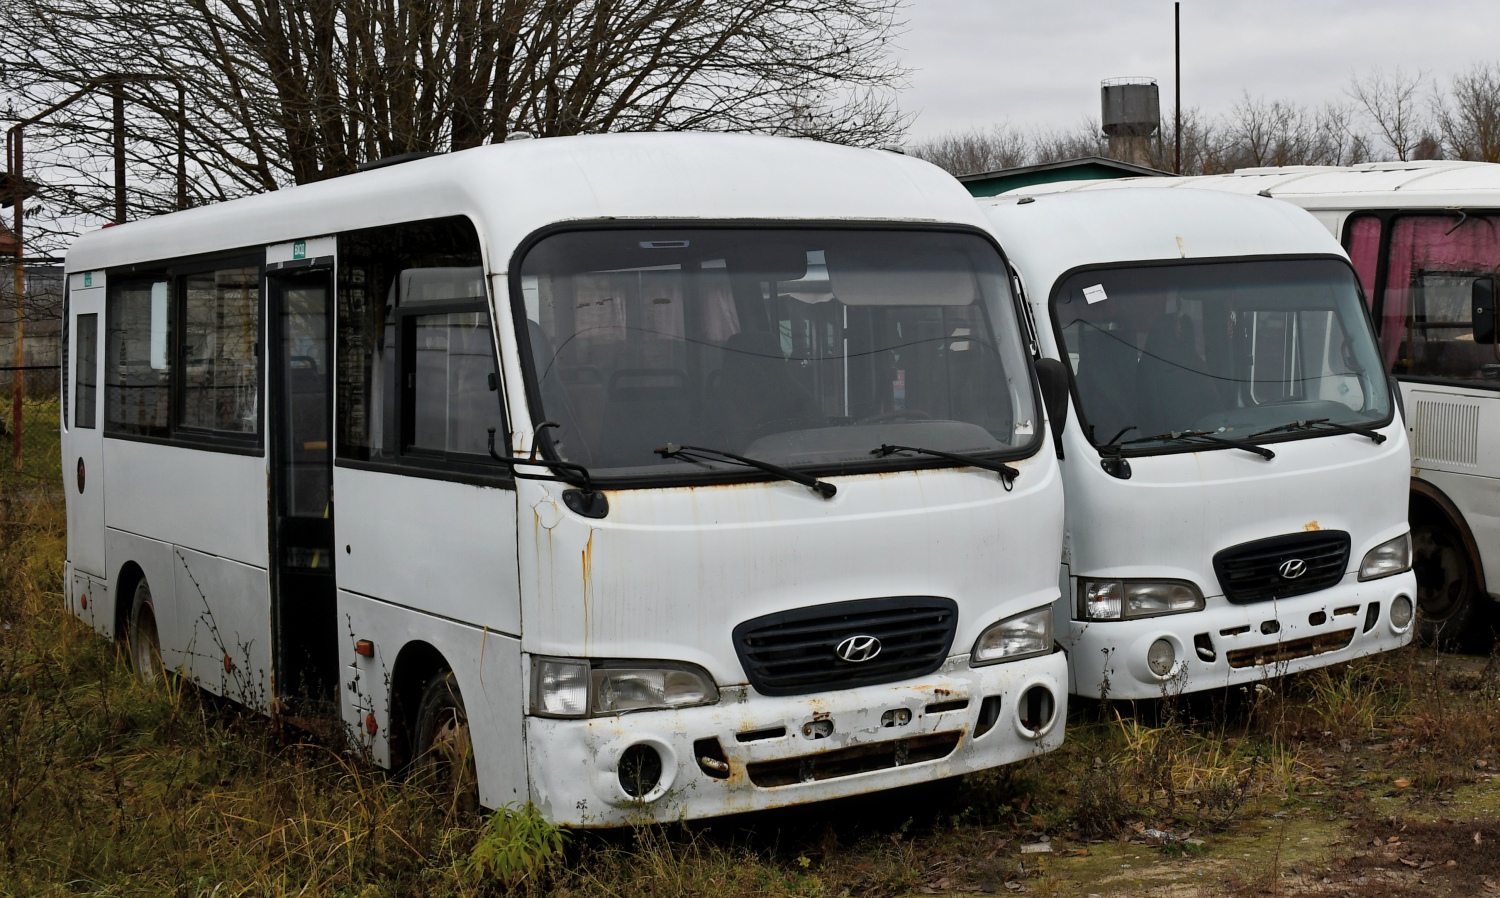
[
  {"x1": 618, "y1": 743, "x2": 663, "y2": 798},
  {"x1": 1147, "y1": 638, "x2": 1176, "y2": 677},
  {"x1": 1390, "y1": 594, "x2": 1414, "y2": 630}
]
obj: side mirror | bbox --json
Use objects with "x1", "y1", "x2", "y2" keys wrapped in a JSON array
[
  {"x1": 1033, "y1": 357, "x2": 1071, "y2": 459},
  {"x1": 1473, "y1": 275, "x2": 1497, "y2": 344}
]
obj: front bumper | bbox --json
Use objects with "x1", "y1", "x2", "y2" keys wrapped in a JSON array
[
  {"x1": 1064, "y1": 572, "x2": 1417, "y2": 699},
  {"x1": 524, "y1": 649, "x2": 1068, "y2": 827}
]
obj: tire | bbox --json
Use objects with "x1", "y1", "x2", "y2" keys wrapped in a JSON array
[
  {"x1": 127, "y1": 578, "x2": 164, "y2": 685},
  {"x1": 413, "y1": 670, "x2": 480, "y2": 817},
  {"x1": 1411, "y1": 513, "x2": 1491, "y2": 653}
]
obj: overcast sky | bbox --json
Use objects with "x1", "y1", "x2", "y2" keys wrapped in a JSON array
[{"x1": 896, "y1": 0, "x2": 1500, "y2": 141}]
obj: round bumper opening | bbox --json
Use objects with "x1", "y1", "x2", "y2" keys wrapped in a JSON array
[
  {"x1": 1016, "y1": 684, "x2": 1058, "y2": 738},
  {"x1": 619, "y1": 743, "x2": 664, "y2": 799}
]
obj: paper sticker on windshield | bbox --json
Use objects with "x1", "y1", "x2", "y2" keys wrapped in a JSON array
[{"x1": 1083, "y1": 284, "x2": 1108, "y2": 304}]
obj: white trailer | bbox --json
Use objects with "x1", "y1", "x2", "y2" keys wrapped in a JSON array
[
  {"x1": 979, "y1": 187, "x2": 1416, "y2": 699},
  {"x1": 60, "y1": 133, "x2": 1068, "y2": 825}
]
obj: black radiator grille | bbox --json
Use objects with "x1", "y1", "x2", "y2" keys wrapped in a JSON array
[
  {"x1": 733, "y1": 597, "x2": 959, "y2": 697},
  {"x1": 1213, "y1": 531, "x2": 1351, "y2": 604}
]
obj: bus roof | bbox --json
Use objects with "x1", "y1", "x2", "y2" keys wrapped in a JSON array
[
  {"x1": 66, "y1": 133, "x2": 986, "y2": 274},
  {"x1": 1001, "y1": 160, "x2": 1500, "y2": 211},
  {"x1": 977, "y1": 186, "x2": 1343, "y2": 296}
]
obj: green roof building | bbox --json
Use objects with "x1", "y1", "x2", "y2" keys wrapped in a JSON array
[{"x1": 957, "y1": 155, "x2": 1173, "y2": 197}]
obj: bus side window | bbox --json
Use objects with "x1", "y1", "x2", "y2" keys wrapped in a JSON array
[
  {"x1": 1380, "y1": 214, "x2": 1500, "y2": 382},
  {"x1": 336, "y1": 217, "x2": 502, "y2": 468},
  {"x1": 105, "y1": 279, "x2": 171, "y2": 437},
  {"x1": 74, "y1": 313, "x2": 99, "y2": 429},
  {"x1": 179, "y1": 265, "x2": 261, "y2": 434}
]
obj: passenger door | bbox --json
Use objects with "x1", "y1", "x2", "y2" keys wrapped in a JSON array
[
  {"x1": 65, "y1": 271, "x2": 106, "y2": 578},
  {"x1": 267, "y1": 252, "x2": 340, "y2": 712}
]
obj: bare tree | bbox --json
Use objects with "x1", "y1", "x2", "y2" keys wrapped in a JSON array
[
  {"x1": 1030, "y1": 121, "x2": 1107, "y2": 165},
  {"x1": 1434, "y1": 62, "x2": 1500, "y2": 163},
  {"x1": 0, "y1": 0, "x2": 909, "y2": 254},
  {"x1": 905, "y1": 124, "x2": 1029, "y2": 175},
  {"x1": 905, "y1": 119, "x2": 1104, "y2": 177},
  {"x1": 1348, "y1": 67, "x2": 1428, "y2": 161}
]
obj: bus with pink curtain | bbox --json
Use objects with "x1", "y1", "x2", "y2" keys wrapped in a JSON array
[{"x1": 1003, "y1": 161, "x2": 1500, "y2": 650}]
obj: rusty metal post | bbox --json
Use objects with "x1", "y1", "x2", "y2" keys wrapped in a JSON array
[
  {"x1": 11, "y1": 129, "x2": 24, "y2": 471},
  {"x1": 112, "y1": 82, "x2": 126, "y2": 224}
]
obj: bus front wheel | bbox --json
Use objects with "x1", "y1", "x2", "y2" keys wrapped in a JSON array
[
  {"x1": 127, "y1": 579, "x2": 164, "y2": 686},
  {"x1": 413, "y1": 670, "x2": 480, "y2": 818},
  {"x1": 1411, "y1": 510, "x2": 1490, "y2": 652}
]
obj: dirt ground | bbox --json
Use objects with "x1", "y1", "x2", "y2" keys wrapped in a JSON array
[{"x1": 880, "y1": 653, "x2": 1500, "y2": 898}]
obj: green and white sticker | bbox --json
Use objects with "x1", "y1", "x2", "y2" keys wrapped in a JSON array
[{"x1": 292, "y1": 240, "x2": 307, "y2": 260}]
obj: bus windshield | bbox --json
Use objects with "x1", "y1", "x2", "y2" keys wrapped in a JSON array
[
  {"x1": 1053, "y1": 258, "x2": 1391, "y2": 451},
  {"x1": 515, "y1": 228, "x2": 1039, "y2": 480}
]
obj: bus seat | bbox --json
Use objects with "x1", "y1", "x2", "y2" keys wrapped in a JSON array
[
  {"x1": 557, "y1": 366, "x2": 606, "y2": 457},
  {"x1": 1073, "y1": 320, "x2": 1139, "y2": 443},
  {"x1": 526, "y1": 320, "x2": 595, "y2": 467},
  {"x1": 714, "y1": 331, "x2": 819, "y2": 449},
  {"x1": 599, "y1": 368, "x2": 692, "y2": 468},
  {"x1": 1136, "y1": 313, "x2": 1219, "y2": 435}
]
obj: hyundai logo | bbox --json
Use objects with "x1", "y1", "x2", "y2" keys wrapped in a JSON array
[
  {"x1": 835, "y1": 634, "x2": 882, "y2": 663},
  {"x1": 1278, "y1": 558, "x2": 1308, "y2": 579}
]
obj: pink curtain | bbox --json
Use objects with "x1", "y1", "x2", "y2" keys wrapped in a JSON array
[
  {"x1": 1381, "y1": 215, "x2": 1500, "y2": 370},
  {"x1": 1346, "y1": 215, "x2": 1381, "y2": 303}
]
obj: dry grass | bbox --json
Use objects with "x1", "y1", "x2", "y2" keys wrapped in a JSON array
[{"x1": 4, "y1": 395, "x2": 1500, "y2": 896}]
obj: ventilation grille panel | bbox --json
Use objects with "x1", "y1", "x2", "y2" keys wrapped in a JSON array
[{"x1": 1412, "y1": 398, "x2": 1480, "y2": 466}]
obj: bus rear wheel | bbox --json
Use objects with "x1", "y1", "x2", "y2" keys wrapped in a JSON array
[
  {"x1": 1411, "y1": 512, "x2": 1490, "y2": 652},
  {"x1": 413, "y1": 670, "x2": 480, "y2": 818},
  {"x1": 127, "y1": 579, "x2": 164, "y2": 686}
]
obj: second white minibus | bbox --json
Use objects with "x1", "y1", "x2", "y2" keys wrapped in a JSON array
[
  {"x1": 1015, "y1": 161, "x2": 1500, "y2": 650},
  {"x1": 978, "y1": 188, "x2": 1417, "y2": 699},
  {"x1": 61, "y1": 133, "x2": 1068, "y2": 825}
]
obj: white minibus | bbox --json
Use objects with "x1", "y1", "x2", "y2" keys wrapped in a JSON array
[
  {"x1": 60, "y1": 133, "x2": 1068, "y2": 825},
  {"x1": 1010, "y1": 161, "x2": 1500, "y2": 650},
  {"x1": 977, "y1": 188, "x2": 1417, "y2": 700}
]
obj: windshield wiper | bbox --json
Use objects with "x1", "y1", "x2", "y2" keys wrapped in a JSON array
[
  {"x1": 872, "y1": 444, "x2": 1020, "y2": 484},
  {"x1": 656, "y1": 444, "x2": 837, "y2": 499},
  {"x1": 1113, "y1": 429, "x2": 1276, "y2": 460},
  {"x1": 1248, "y1": 418, "x2": 1387, "y2": 444}
]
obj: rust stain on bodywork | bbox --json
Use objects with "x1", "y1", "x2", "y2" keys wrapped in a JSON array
[{"x1": 582, "y1": 528, "x2": 595, "y2": 652}]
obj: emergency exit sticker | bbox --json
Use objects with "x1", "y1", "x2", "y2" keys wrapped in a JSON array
[{"x1": 1083, "y1": 284, "x2": 1108, "y2": 304}]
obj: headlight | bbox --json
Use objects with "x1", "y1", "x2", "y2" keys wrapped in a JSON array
[
  {"x1": 1078, "y1": 579, "x2": 1205, "y2": 620},
  {"x1": 532, "y1": 657, "x2": 719, "y2": 718},
  {"x1": 1358, "y1": 532, "x2": 1412, "y2": 581},
  {"x1": 592, "y1": 664, "x2": 718, "y2": 714},
  {"x1": 533, "y1": 657, "x2": 590, "y2": 717},
  {"x1": 971, "y1": 605, "x2": 1053, "y2": 665}
]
